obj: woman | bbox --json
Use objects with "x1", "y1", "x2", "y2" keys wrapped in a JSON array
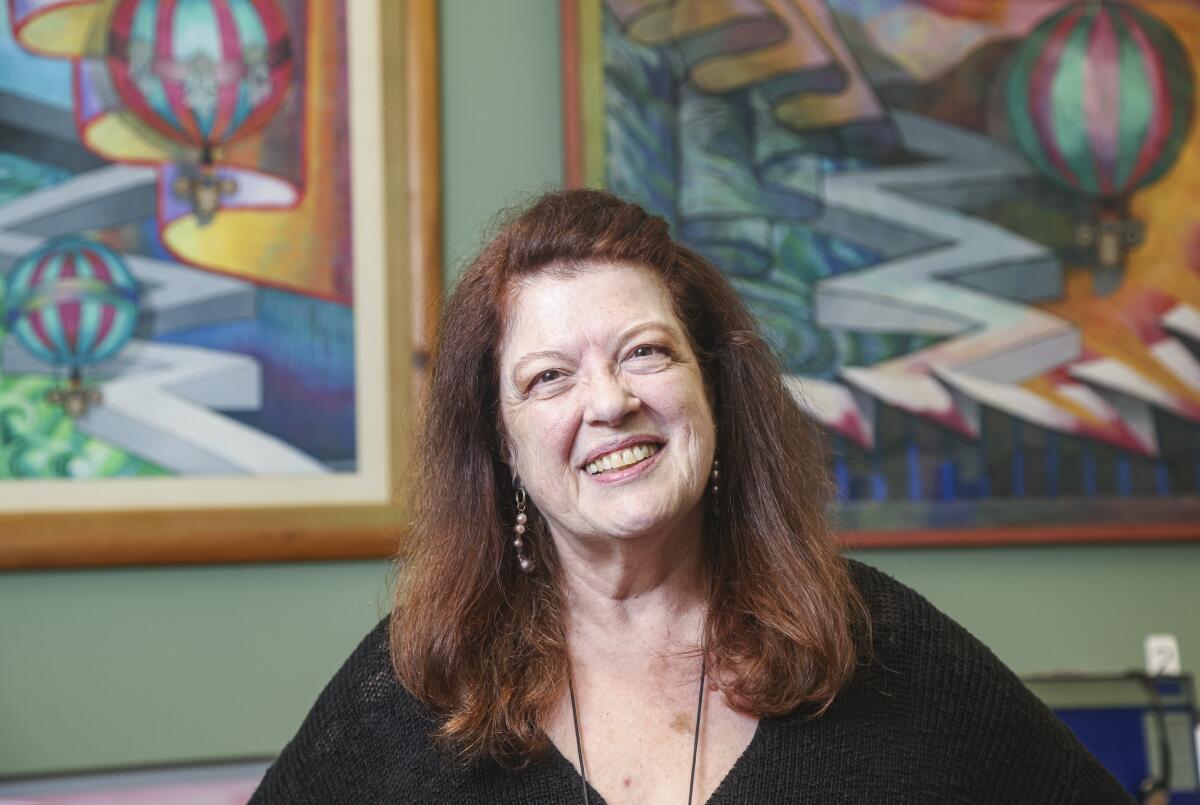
[{"x1": 252, "y1": 190, "x2": 1131, "y2": 804}]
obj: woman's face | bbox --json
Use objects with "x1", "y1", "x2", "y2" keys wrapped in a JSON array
[{"x1": 498, "y1": 262, "x2": 716, "y2": 544}]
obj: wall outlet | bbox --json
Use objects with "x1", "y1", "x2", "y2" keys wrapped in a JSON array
[{"x1": 1145, "y1": 634, "x2": 1182, "y2": 676}]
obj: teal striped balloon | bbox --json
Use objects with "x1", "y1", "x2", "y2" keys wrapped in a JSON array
[
  {"x1": 5, "y1": 238, "x2": 140, "y2": 369},
  {"x1": 1005, "y1": 0, "x2": 1194, "y2": 199}
]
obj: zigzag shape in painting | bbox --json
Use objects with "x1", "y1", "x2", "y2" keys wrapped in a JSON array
[{"x1": 789, "y1": 110, "x2": 1200, "y2": 458}]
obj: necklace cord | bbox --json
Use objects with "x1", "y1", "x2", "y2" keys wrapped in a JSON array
[
  {"x1": 567, "y1": 657, "x2": 706, "y2": 805},
  {"x1": 567, "y1": 677, "x2": 590, "y2": 805},
  {"x1": 687, "y1": 662, "x2": 707, "y2": 805}
]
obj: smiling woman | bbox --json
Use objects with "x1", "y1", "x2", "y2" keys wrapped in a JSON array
[{"x1": 251, "y1": 191, "x2": 1132, "y2": 804}]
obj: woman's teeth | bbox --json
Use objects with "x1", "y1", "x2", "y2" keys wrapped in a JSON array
[{"x1": 585, "y1": 444, "x2": 658, "y2": 475}]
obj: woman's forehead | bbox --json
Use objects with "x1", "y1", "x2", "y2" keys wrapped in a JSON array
[{"x1": 500, "y1": 263, "x2": 682, "y2": 353}]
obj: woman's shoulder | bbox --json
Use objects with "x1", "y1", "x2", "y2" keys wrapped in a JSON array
[
  {"x1": 841, "y1": 557, "x2": 1041, "y2": 708},
  {"x1": 250, "y1": 615, "x2": 447, "y2": 804},
  {"x1": 830, "y1": 558, "x2": 1133, "y2": 803},
  {"x1": 845, "y1": 557, "x2": 1013, "y2": 675},
  {"x1": 288, "y1": 614, "x2": 426, "y2": 737}
]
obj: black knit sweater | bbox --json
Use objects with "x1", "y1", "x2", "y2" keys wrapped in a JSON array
[{"x1": 251, "y1": 561, "x2": 1133, "y2": 803}]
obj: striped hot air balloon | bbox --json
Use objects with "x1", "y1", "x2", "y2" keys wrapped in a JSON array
[
  {"x1": 1005, "y1": 0, "x2": 1194, "y2": 201},
  {"x1": 5, "y1": 238, "x2": 140, "y2": 372},
  {"x1": 106, "y1": 0, "x2": 293, "y2": 166}
]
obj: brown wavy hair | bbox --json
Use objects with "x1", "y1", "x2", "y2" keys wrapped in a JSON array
[{"x1": 391, "y1": 188, "x2": 869, "y2": 764}]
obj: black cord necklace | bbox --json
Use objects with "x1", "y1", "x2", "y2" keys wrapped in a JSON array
[{"x1": 567, "y1": 658, "x2": 707, "y2": 804}]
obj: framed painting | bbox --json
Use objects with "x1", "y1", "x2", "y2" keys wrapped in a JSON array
[
  {"x1": 0, "y1": 0, "x2": 440, "y2": 567},
  {"x1": 563, "y1": 0, "x2": 1200, "y2": 547}
]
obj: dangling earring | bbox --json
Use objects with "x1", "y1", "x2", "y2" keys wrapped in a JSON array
[
  {"x1": 709, "y1": 451, "x2": 720, "y2": 518},
  {"x1": 513, "y1": 485, "x2": 534, "y2": 572}
]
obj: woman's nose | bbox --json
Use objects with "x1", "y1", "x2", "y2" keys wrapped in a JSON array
[{"x1": 582, "y1": 370, "x2": 640, "y2": 425}]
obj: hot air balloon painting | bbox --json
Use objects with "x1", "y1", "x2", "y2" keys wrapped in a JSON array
[
  {"x1": 1005, "y1": 0, "x2": 1195, "y2": 295},
  {"x1": 0, "y1": 0, "x2": 438, "y2": 567},
  {"x1": 566, "y1": 0, "x2": 1200, "y2": 545},
  {"x1": 4, "y1": 238, "x2": 140, "y2": 417},
  {"x1": 105, "y1": 0, "x2": 294, "y2": 224}
]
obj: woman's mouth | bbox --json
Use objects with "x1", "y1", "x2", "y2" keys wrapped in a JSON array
[{"x1": 584, "y1": 443, "x2": 660, "y2": 476}]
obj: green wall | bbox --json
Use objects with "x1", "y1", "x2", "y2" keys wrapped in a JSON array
[{"x1": 1, "y1": 0, "x2": 1197, "y2": 779}]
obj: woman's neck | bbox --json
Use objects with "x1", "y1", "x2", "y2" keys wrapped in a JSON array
[{"x1": 551, "y1": 507, "x2": 707, "y2": 657}]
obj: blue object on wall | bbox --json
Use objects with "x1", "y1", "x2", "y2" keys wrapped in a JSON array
[{"x1": 1030, "y1": 673, "x2": 1199, "y2": 802}]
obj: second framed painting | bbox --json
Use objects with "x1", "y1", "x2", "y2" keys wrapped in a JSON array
[
  {"x1": 0, "y1": 0, "x2": 440, "y2": 567},
  {"x1": 562, "y1": 0, "x2": 1200, "y2": 547}
]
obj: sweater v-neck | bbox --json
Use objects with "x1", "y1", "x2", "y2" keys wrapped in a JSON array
[{"x1": 543, "y1": 715, "x2": 772, "y2": 805}]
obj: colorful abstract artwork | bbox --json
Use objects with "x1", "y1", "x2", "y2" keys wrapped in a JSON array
[
  {"x1": 0, "y1": 0, "x2": 419, "y2": 564},
  {"x1": 1, "y1": 0, "x2": 358, "y2": 481},
  {"x1": 566, "y1": 0, "x2": 1200, "y2": 543}
]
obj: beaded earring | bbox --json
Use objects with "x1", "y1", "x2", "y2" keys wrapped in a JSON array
[{"x1": 513, "y1": 485, "x2": 534, "y2": 572}]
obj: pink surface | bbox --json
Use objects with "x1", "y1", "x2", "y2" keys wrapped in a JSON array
[{"x1": 0, "y1": 778, "x2": 258, "y2": 805}]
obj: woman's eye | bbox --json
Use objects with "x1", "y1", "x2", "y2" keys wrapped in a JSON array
[
  {"x1": 630, "y1": 345, "x2": 663, "y2": 359},
  {"x1": 534, "y1": 369, "x2": 562, "y2": 386}
]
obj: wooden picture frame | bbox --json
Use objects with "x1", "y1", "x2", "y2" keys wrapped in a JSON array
[
  {"x1": 561, "y1": 0, "x2": 1200, "y2": 548},
  {"x1": 0, "y1": 0, "x2": 440, "y2": 568}
]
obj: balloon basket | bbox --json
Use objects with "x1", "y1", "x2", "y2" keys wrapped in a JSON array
[
  {"x1": 47, "y1": 376, "x2": 102, "y2": 419},
  {"x1": 172, "y1": 166, "x2": 237, "y2": 226},
  {"x1": 1075, "y1": 214, "x2": 1144, "y2": 297}
]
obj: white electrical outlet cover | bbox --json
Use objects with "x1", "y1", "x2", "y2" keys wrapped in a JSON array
[{"x1": 1145, "y1": 634, "x2": 1182, "y2": 676}]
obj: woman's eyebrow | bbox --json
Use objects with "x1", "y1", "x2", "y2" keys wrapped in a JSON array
[
  {"x1": 619, "y1": 321, "x2": 682, "y2": 343},
  {"x1": 510, "y1": 350, "x2": 572, "y2": 383}
]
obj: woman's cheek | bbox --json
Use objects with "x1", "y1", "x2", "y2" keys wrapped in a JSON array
[{"x1": 535, "y1": 401, "x2": 580, "y2": 471}]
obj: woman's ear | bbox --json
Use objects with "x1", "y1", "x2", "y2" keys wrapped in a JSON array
[{"x1": 499, "y1": 428, "x2": 520, "y2": 481}]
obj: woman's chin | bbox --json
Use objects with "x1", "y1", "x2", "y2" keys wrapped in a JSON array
[{"x1": 575, "y1": 500, "x2": 701, "y2": 543}]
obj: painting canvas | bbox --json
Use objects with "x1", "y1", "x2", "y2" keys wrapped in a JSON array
[
  {"x1": 565, "y1": 0, "x2": 1200, "y2": 545},
  {"x1": 0, "y1": 0, "x2": 427, "y2": 566}
]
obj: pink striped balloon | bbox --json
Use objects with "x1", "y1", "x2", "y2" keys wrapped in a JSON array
[
  {"x1": 1005, "y1": 0, "x2": 1194, "y2": 199},
  {"x1": 106, "y1": 0, "x2": 293, "y2": 163}
]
